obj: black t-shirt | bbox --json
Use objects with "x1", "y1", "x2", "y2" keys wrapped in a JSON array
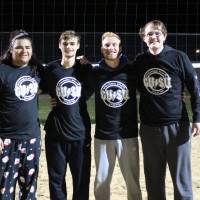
[
  {"x1": 91, "y1": 56, "x2": 138, "y2": 140},
  {"x1": 0, "y1": 63, "x2": 40, "y2": 139},
  {"x1": 43, "y1": 60, "x2": 91, "y2": 141}
]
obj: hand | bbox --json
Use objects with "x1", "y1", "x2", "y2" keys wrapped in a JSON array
[
  {"x1": 37, "y1": 89, "x2": 43, "y2": 94},
  {"x1": 50, "y1": 98, "x2": 57, "y2": 108},
  {"x1": 0, "y1": 138, "x2": 4, "y2": 154},
  {"x1": 76, "y1": 55, "x2": 90, "y2": 64},
  {"x1": 191, "y1": 122, "x2": 200, "y2": 137}
]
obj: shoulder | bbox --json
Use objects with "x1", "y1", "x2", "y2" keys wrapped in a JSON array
[
  {"x1": 175, "y1": 49, "x2": 189, "y2": 60},
  {"x1": 0, "y1": 64, "x2": 7, "y2": 80},
  {"x1": 170, "y1": 48, "x2": 191, "y2": 65},
  {"x1": 134, "y1": 52, "x2": 147, "y2": 61},
  {"x1": 44, "y1": 60, "x2": 61, "y2": 73},
  {"x1": 0, "y1": 63, "x2": 14, "y2": 77},
  {"x1": 165, "y1": 45, "x2": 188, "y2": 59},
  {"x1": 73, "y1": 60, "x2": 93, "y2": 74},
  {"x1": 48, "y1": 60, "x2": 61, "y2": 68},
  {"x1": 0, "y1": 63, "x2": 11, "y2": 70}
]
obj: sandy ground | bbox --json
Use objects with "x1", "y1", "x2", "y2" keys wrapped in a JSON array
[{"x1": 37, "y1": 125, "x2": 200, "y2": 200}]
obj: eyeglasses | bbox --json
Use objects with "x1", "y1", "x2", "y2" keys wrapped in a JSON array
[{"x1": 145, "y1": 31, "x2": 162, "y2": 37}]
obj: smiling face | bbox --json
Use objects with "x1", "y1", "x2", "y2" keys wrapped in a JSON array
[
  {"x1": 59, "y1": 37, "x2": 80, "y2": 59},
  {"x1": 10, "y1": 38, "x2": 33, "y2": 67},
  {"x1": 101, "y1": 36, "x2": 121, "y2": 61},
  {"x1": 143, "y1": 24, "x2": 167, "y2": 54}
]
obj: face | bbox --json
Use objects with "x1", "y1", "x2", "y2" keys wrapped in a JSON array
[
  {"x1": 10, "y1": 39, "x2": 32, "y2": 67},
  {"x1": 143, "y1": 24, "x2": 167, "y2": 52},
  {"x1": 59, "y1": 37, "x2": 80, "y2": 58},
  {"x1": 101, "y1": 36, "x2": 121, "y2": 61}
]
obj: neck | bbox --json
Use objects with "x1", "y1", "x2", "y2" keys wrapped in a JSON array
[
  {"x1": 12, "y1": 61, "x2": 28, "y2": 68},
  {"x1": 104, "y1": 58, "x2": 120, "y2": 69},
  {"x1": 149, "y1": 45, "x2": 164, "y2": 55},
  {"x1": 61, "y1": 56, "x2": 75, "y2": 68}
]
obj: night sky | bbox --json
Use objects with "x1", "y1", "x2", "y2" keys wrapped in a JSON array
[
  {"x1": 1, "y1": 0, "x2": 200, "y2": 63},
  {"x1": 0, "y1": 0, "x2": 199, "y2": 33}
]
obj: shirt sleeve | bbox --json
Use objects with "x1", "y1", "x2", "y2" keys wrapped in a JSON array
[
  {"x1": 84, "y1": 63, "x2": 95, "y2": 100},
  {"x1": 37, "y1": 64, "x2": 49, "y2": 94},
  {"x1": 180, "y1": 53, "x2": 200, "y2": 122}
]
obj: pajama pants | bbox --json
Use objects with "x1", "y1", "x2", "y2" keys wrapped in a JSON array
[{"x1": 0, "y1": 137, "x2": 41, "y2": 200}]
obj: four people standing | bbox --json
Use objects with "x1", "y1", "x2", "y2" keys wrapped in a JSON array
[{"x1": 1, "y1": 21, "x2": 199, "y2": 199}]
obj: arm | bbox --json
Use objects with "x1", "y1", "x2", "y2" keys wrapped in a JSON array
[
  {"x1": 50, "y1": 97, "x2": 57, "y2": 108},
  {"x1": 192, "y1": 123, "x2": 200, "y2": 137},
  {"x1": 181, "y1": 54, "x2": 200, "y2": 136},
  {"x1": 38, "y1": 63, "x2": 49, "y2": 94},
  {"x1": 0, "y1": 75, "x2": 4, "y2": 152},
  {"x1": 76, "y1": 55, "x2": 91, "y2": 65},
  {"x1": 0, "y1": 138, "x2": 4, "y2": 154},
  {"x1": 85, "y1": 63, "x2": 96, "y2": 100}
]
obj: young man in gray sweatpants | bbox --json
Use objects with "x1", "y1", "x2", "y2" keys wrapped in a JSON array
[
  {"x1": 135, "y1": 20, "x2": 200, "y2": 200},
  {"x1": 91, "y1": 32, "x2": 142, "y2": 200}
]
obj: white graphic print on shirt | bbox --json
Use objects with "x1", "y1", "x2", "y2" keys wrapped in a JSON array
[
  {"x1": 100, "y1": 81, "x2": 130, "y2": 108},
  {"x1": 15, "y1": 76, "x2": 38, "y2": 101},
  {"x1": 56, "y1": 77, "x2": 81, "y2": 105},
  {"x1": 143, "y1": 68, "x2": 172, "y2": 95}
]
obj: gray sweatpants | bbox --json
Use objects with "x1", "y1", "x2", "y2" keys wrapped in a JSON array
[
  {"x1": 140, "y1": 121, "x2": 193, "y2": 200},
  {"x1": 94, "y1": 137, "x2": 142, "y2": 200}
]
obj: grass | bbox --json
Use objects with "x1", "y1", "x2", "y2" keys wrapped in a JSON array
[
  {"x1": 38, "y1": 94, "x2": 193, "y2": 125},
  {"x1": 38, "y1": 95, "x2": 51, "y2": 124},
  {"x1": 38, "y1": 94, "x2": 96, "y2": 124}
]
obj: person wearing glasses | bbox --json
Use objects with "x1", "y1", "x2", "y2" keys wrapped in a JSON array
[{"x1": 135, "y1": 20, "x2": 200, "y2": 200}]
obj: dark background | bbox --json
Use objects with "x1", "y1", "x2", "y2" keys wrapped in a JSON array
[
  {"x1": 0, "y1": 0, "x2": 200, "y2": 64},
  {"x1": 1, "y1": 0, "x2": 199, "y2": 33}
]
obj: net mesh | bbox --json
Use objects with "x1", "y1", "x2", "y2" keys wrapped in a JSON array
[{"x1": 0, "y1": 0, "x2": 200, "y2": 63}]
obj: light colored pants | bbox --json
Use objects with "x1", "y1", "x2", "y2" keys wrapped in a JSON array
[{"x1": 94, "y1": 138, "x2": 142, "y2": 200}]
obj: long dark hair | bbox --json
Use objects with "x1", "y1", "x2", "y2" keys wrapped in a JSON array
[{"x1": 0, "y1": 29, "x2": 40, "y2": 76}]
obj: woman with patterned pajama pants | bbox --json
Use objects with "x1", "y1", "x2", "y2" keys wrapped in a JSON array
[{"x1": 0, "y1": 29, "x2": 41, "y2": 199}]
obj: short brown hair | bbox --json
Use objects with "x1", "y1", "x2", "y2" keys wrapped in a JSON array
[
  {"x1": 139, "y1": 20, "x2": 167, "y2": 39},
  {"x1": 59, "y1": 30, "x2": 81, "y2": 43}
]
